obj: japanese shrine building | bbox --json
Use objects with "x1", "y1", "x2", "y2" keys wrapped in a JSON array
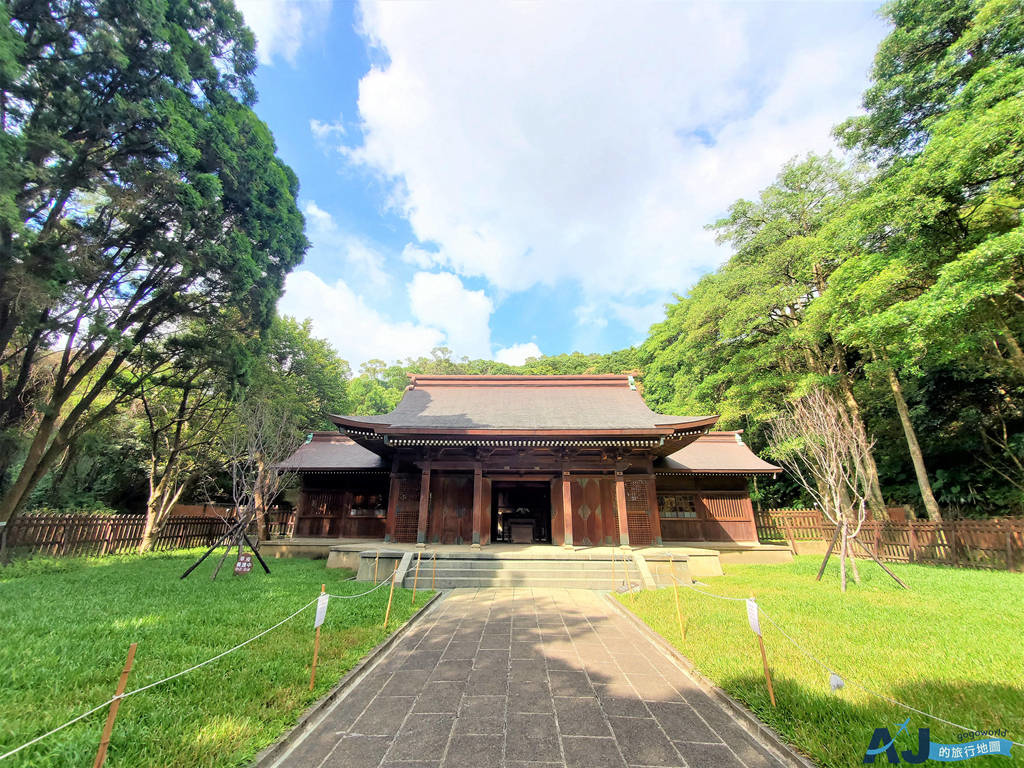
[{"x1": 278, "y1": 375, "x2": 779, "y2": 548}]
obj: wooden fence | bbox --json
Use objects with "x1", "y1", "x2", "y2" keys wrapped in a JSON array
[
  {"x1": 755, "y1": 509, "x2": 1024, "y2": 571},
  {"x1": 3, "y1": 507, "x2": 296, "y2": 560}
]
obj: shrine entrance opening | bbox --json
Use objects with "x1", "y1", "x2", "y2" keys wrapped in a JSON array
[{"x1": 490, "y1": 481, "x2": 552, "y2": 544}]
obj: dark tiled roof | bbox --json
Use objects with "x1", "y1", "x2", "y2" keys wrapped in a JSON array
[
  {"x1": 276, "y1": 433, "x2": 386, "y2": 471},
  {"x1": 332, "y1": 375, "x2": 715, "y2": 433},
  {"x1": 657, "y1": 431, "x2": 780, "y2": 474}
]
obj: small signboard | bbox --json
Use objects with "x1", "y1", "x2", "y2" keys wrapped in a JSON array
[
  {"x1": 314, "y1": 593, "x2": 329, "y2": 629},
  {"x1": 234, "y1": 552, "x2": 253, "y2": 575},
  {"x1": 746, "y1": 598, "x2": 761, "y2": 636}
]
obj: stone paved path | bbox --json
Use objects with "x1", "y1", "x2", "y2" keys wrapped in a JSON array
[{"x1": 272, "y1": 589, "x2": 791, "y2": 768}]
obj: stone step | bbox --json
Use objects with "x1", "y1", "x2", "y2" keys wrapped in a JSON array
[
  {"x1": 403, "y1": 567, "x2": 639, "y2": 582},
  {"x1": 408, "y1": 561, "x2": 642, "y2": 573},
  {"x1": 404, "y1": 574, "x2": 642, "y2": 590}
]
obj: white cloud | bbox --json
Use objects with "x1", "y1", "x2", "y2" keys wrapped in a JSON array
[
  {"x1": 344, "y1": 1, "x2": 884, "y2": 326},
  {"x1": 235, "y1": 0, "x2": 331, "y2": 65},
  {"x1": 408, "y1": 272, "x2": 494, "y2": 360},
  {"x1": 279, "y1": 271, "x2": 443, "y2": 365},
  {"x1": 310, "y1": 116, "x2": 346, "y2": 142},
  {"x1": 303, "y1": 200, "x2": 391, "y2": 294},
  {"x1": 400, "y1": 243, "x2": 440, "y2": 269},
  {"x1": 495, "y1": 342, "x2": 542, "y2": 366}
]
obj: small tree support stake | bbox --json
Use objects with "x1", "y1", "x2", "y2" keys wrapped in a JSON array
[
  {"x1": 93, "y1": 642, "x2": 137, "y2": 768},
  {"x1": 309, "y1": 584, "x2": 325, "y2": 691},
  {"x1": 412, "y1": 551, "x2": 422, "y2": 606},
  {"x1": 670, "y1": 554, "x2": 686, "y2": 640},
  {"x1": 383, "y1": 561, "x2": 398, "y2": 628},
  {"x1": 751, "y1": 595, "x2": 776, "y2": 707}
]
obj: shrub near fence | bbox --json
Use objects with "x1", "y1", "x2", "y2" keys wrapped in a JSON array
[{"x1": 755, "y1": 509, "x2": 1024, "y2": 572}]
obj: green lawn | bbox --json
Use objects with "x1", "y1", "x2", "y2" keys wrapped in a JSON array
[
  {"x1": 618, "y1": 556, "x2": 1023, "y2": 768},
  {"x1": 0, "y1": 550, "x2": 430, "y2": 767}
]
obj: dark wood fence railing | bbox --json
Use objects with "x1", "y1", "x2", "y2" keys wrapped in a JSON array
[
  {"x1": 755, "y1": 509, "x2": 1023, "y2": 572},
  {"x1": 3, "y1": 507, "x2": 297, "y2": 560}
]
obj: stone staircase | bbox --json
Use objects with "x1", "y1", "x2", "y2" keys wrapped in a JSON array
[{"x1": 396, "y1": 551, "x2": 653, "y2": 590}]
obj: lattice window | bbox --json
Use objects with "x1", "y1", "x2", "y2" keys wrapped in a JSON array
[
  {"x1": 658, "y1": 493, "x2": 698, "y2": 519},
  {"x1": 393, "y1": 477, "x2": 420, "y2": 543},
  {"x1": 398, "y1": 478, "x2": 419, "y2": 502},
  {"x1": 624, "y1": 480, "x2": 650, "y2": 512},
  {"x1": 627, "y1": 513, "x2": 653, "y2": 546}
]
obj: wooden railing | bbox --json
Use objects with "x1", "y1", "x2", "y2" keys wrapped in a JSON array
[
  {"x1": 3, "y1": 507, "x2": 296, "y2": 560},
  {"x1": 755, "y1": 509, "x2": 1023, "y2": 572}
]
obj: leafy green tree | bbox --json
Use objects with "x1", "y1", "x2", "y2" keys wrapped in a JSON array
[
  {"x1": 253, "y1": 316, "x2": 351, "y2": 430},
  {"x1": 0, "y1": 0, "x2": 307, "y2": 525},
  {"x1": 816, "y1": 0, "x2": 1024, "y2": 517}
]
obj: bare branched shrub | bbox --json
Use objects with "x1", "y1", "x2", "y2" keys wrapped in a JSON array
[{"x1": 768, "y1": 388, "x2": 875, "y2": 591}]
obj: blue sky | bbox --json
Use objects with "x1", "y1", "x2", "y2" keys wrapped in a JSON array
[{"x1": 236, "y1": 1, "x2": 888, "y2": 370}]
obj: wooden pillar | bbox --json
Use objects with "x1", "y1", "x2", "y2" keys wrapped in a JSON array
[
  {"x1": 647, "y1": 477, "x2": 663, "y2": 545},
  {"x1": 561, "y1": 471, "x2": 574, "y2": 548},
  {"x1": 472, "y1": 464, "x2": 484, "y2": 548},
  {"x1": 384, "y1": 466, "x2": 400, "y2": 543},
  {"x1": 416, "y1": 461, "x2": 431, "y2": 547},
  {"x1": 615, "y1": 471, "x2": 631, "y2": 548}
]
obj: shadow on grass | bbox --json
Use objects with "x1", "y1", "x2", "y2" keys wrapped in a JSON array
[{"x1": 718, "y1": 673, "x2": 1023, "y2": 768}]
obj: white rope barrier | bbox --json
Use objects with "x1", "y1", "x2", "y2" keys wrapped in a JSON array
[
  {"x1": 326, "y1": 575, "x2": 394, "y2": 600},
  {"x1": 673, "y1": 583, "x2": 1024, "y2": 747},
  {"x1": 679, "y1": 581, "x2": 748, "y2": 601},
  {"x1": 0, "y1": 574, "x2": 403, "y2": 762}
]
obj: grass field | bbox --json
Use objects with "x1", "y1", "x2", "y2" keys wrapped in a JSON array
[
  {"x1": 0, "y1": 549, "x2": 429, "y2": 767},
  {"x1": 618, "y1": 556, "x2": 1023, "y2": 768}
]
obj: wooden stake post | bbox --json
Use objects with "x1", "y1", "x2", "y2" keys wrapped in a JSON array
[
  {"x1": 383, "y1": 561, "x2": 398, "y2": 628},
  {"x1": 412, "y1": 551, "x2": 422, "y2": 606},
  {"x1": 93, "y1": 642, "x2": 137, "y2": 768},
  {"x1": 626, "y1": 552, "x2": 636, "y2": 604},
  {"x1": 309, "y1": 584, "x2": 325, "y2": 691},
  {"x1": 431, "y1": 552, "x2": 437, "y2": 590},
  {"x1": 374, "y1": 550, "x2": 380, "y2": 583},
  {"x1": 749, "y1": 595, "x2": 776, "y2": 707},
  {"x1": 669, "y1": 554, "x2": 686, "y2": 640}
]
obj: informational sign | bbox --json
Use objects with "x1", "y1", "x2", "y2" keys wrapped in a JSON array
[
  {"x1": 746, "y1": 598, "x2": 761, "y2": 636},
  {"x1": 314, "y1": 593, "x2": 329, "y2": 629},
  {"x1": 234, "y1": 552, "x2": 253, "y2": 575}
]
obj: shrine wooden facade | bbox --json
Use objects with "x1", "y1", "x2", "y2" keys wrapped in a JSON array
[{"x1": 279, "y1": 375, "x2": 780, "y2": 546}]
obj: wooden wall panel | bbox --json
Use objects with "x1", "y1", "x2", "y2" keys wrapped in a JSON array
[
  {"x1": 295, "y1": 488, "x2": 387, "y2": 538},
  {"x1": 480, "y1": 478, "x2": 492, "y2": 546},
  {"x1": 550, "y1": 477, "x2": 564, "y2": 546},
  {"x1": 699, "y1": 493, "x2": 757, "y2": 541},
  {"x1": 429, "y1": 473, "x2": 474, "y2": 544},
  {"x1": 599, "y1": 478, "x2": 620, "y2": 545},
  {"x1": 653, "y1": 479, "x2": 758, "y2": 543}
]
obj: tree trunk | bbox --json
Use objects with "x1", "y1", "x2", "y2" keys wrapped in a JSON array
[
  {"x1": 253, "y1": 456, "x2": 269, "y2": 541},
  {"x1": 837, "y1": 377, "x2": 887, "y2": 517},
  {"x1": 138, "y1": 473, "x2": 186, "y2": 553},
  {"x1": 839, "y1": 518, "x2": 848, "y2": 593},
  {"x1": 138, "y1": 511, "x2": 164, "y2": 554},
  {"x1": 886, "y1": 366, "x2": 942, "y2": 521},
  {"x1": 0, "y1": 411, "x2": 60, "y2": 524}
]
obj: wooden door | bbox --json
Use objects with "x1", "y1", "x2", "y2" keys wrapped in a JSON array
[{"x1": 429, "y1": 474, "x2": 474, "y2": 544}]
